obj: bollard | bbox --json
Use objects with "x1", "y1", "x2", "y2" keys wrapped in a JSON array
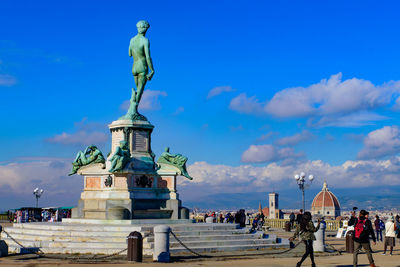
[
  {"x1": 284, "y1": 221, "x2": 291, "y2": 232},
  {"x1": 0, "y1": 225, "x2": 8, "y2": 257},
  {"x1": 127, "y1": 231, "x2": 143, "y2": 262},
  {"x1": 313, "y1": 220, "x2": 326, "y2": 252},
  {"x1": 153, "y1": 225, "x2": 170, "y2": 262},
  {"x1": 345, "y1": 230, "x2": 354, "y2": 253}
]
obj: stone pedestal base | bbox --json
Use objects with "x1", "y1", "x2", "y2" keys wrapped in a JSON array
[{"x1": 72, "y1": 118, "x2": 190, "y2": 221}]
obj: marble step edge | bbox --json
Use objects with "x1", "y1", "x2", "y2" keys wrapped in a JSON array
[
  {"x1": 170, "y1": 243, "x2": 290, "y2": 254},
  {"x1": 1, "y1": 232, "x2": 261, "y2": 242},
  {"x1": 12, "y1": 223, "x2": 240, "y2": 231},
  {"x1": 4, "y1": 227, "x2": 246, "y2": 237},
  {"x1": 2, "y1": 228, "x2": 150, "y2": 238},
  {"x1": 6, "y1": 245, "x2": 153, "y2": 256},
  {"x1": 146, "y1": 233, "x2": 264, "y2": 242}
]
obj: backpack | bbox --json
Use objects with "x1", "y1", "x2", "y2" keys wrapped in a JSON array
[
  {"x1": 354, "y1": 219, "x2": 366, "y2": 239},
  {"x1": 379, "y1": 220, "x2": 385, "y2": 230}
]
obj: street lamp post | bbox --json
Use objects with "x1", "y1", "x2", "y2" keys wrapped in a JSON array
[
  {"x1": 33, "y1": 188, "x2": 44, "y2": 208},
  {"x1": 294, "y1": 172, "x2": 314, "y2": 211}
]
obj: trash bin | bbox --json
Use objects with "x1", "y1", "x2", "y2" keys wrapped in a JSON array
[
  {"x1": 127, "y1": 231, "x2": 143, "y2": 262},
  {"x1": 285, "y1": 221, "x2": 291, "y2": 232},
  {"x1": 345, "y1": 230, "x2": 354, "y2": 253}
]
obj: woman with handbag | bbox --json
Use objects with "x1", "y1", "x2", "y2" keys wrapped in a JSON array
[{"x1": 290, "y1": 211, "x2": 320, "y2": 267}]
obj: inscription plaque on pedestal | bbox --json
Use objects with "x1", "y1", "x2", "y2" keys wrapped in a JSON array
[{"x1": 133, "y1": 130, "x2": 148, "y2": 152}]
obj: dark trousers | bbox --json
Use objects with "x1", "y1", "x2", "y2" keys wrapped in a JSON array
[
  {"x1": 353, "y1": 241, "x2": 374, "y2": 267},
  {"x1": 298, "y1": 240, "x2": 315, "y2": 266},
  {"x1": 376, "y1": 230, "x2": 382, "y2": 242}
]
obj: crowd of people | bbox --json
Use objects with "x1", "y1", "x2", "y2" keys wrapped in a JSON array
[
  {"x1": 8, "y1": 207, "x2": 72, "y2": 223},
  {"x1": 289, "y1": 208, "x2": 400, "y2": 267}
]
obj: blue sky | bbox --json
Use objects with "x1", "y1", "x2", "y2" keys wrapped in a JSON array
[{"x1": 1, "y1": 1, "x2": 400, "y2": 210}]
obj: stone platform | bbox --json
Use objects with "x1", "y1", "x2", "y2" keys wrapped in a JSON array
[{"x1": 1, "y1": 222, "x2": 289, "y2": 256}]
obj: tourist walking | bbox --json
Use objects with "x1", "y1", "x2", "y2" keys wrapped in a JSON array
[
  {"x1": 289, "y1": 212, "x2": 295, "y2": 229},
  {"x1": 382, "y1": 217, "x2": 396, "y2": 256},
  {"x1": 290, "y1": 211, "x2": 320, "y2": 267},
  {"x1": 349, "y1": 209, "x2": 378, "y2": 267},
  {"x1": 296, "y1": 209, "x2": 303, "y2": 225},
  {"x1": 374, "y1": 215, "x2": 384, "y2": 242}
]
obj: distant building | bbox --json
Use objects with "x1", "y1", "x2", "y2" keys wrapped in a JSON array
[
  {"x1": 262, "y1": 192, "x2": 283, "y2": 219},
  {"x1": 311, "y1": 181, "x2": 341, "y2": 219}
]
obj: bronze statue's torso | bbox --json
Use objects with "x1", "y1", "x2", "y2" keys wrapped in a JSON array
[{"x1": 130, "y1": 35, "x2": 148, "y2": 76}]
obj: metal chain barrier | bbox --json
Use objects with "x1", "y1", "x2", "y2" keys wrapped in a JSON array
[
  {"x1": 170, "y1": 230, "x2": 304, "y2": 258},
  {"x1": 170, "y1": 230, "x2": 208, "y2": 257}
]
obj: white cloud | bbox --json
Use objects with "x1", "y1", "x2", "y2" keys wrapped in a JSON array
[
  {"x1": 275, "y1": 130, "x2": 313, "y2": 146},
  {"x1": 207, "y1": 86, "x2": 235, "y2": 99},
  {"x1": 182, "y1": 157, "x2": 400, "y2": 196},
  {"x1": 120, "y1": 90, "x2": 167, "y2": 111},
  {"x1": 229, "y1": 73, "x2": 400, "y2": 126},
  {"x1": 0, "y1": 74, "x2": 17, "y2": 86},
  {"x1": 358, "y1": 126, "x2": 400, "y2": 159},
  {"x1": 45, "y1": 118, "x2": 108, "y2": 146},
  {"x1": 173, "y1": 106, "x2": 184, "y2": 115},
  {"x1": 265, "y1": 73, "x2": 400, "y2": 117},
  {"x1": 241, "y1": 144, "x2": 303, "y2": 163},
  {"x1": 0, "y1": 158, "x2": 83, "y2": 209},
  {"x1": 309, "y1": 112, "x2": 389, "y2": 128},
  {"x1": 46, "y1": 131, "x2": 108, "y2": 145},
  {"x1": 256, "y1": 132, "x2": 278, "y2": 142},
  {"x1": 229, "y1": 93, "x2": 264, "y2": 114}
]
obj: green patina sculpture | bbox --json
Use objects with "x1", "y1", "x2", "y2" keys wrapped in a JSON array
[
  {"x1": 69, "y1": 145, "x2": 105, "y2": 175},
  {"x1": 157, "y1": 147, "x2": 193, "y2": 180},
  {"x1": 120, "y1": 20, "x2": 155, "y2": 121},
  {"x1": 109, "y1": 140, "x2": 131, "y2": 173}
]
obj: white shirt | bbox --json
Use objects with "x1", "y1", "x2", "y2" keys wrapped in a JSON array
[{"x1": 385, "y1": 221, "x2": 396, "y2": 237}]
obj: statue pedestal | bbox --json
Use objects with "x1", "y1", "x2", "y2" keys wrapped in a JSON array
[{"x1": 72, "y1": 119, "x2": 188, "y2": 220}]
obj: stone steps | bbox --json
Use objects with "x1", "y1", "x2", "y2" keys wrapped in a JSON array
[
  {"x1": 2, "y1": 222, "x2": 289, "y2": 256},
  {"x1": 146, "y1": 233, "x2": 265, "y2": 242},
  {"x1": 170, "y1": 242, "x2": 289, "y2": 255}
]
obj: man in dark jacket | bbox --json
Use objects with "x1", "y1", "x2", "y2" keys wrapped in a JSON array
[
  {"x1": 348, "y1": 210, "x2": 377, "y2": 267},
  {"x1": 289, "y1": 212, "x2": 296, "y2": 229},
  {"x1": 296, "y1": 209, "x2": 303, "y2": 225},
  {"x1": 374, "y1": 215, "x2": 383, "y2": 242}
]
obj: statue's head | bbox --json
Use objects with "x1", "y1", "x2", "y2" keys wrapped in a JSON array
[
  {"x1": 165, "y1": 147, "x2": 170, "y2": 152},
  {"x1": 120, "y1": 140, "x2": 128, "y2": 149},
  {"x1": 89, "y1": 145, "x2": 97, "y2": 151},
  {"x1": 136, "y1": 20, "x2": 150, "y2": 34}
]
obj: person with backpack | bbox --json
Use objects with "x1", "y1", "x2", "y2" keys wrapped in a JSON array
[
  {"x1": 382, "y1": 217, "x2": 396, "y2": 256},
  {"x1": 374, "y1": 215, "x2": 384, "y2": 242},
  {"x1": 349, "y1": 210, "x2": 377, "y2": 267},
  {"x1": 289, "y1": 211, "x2": 320, "y2": 267}
]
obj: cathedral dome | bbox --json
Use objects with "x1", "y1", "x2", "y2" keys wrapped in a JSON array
[{"x1": 311, "y1": 181, "x2": 341, "y2": 218}]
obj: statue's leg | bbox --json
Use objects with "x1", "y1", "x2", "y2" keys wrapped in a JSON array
[
  {"x1": 134, "y1": 73, "x2": 147, "y2": 104},
  {"x1": 130, "y1": 75, "x2": 138, "y2": 103},
  {"x1": 73, "y1": 151, "x2": 83, "y2": 162}
]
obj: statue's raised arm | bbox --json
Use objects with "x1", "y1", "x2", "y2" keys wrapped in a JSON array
[{"x1": 121, "y1": 20, "x2": 155, "y2": 121}]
